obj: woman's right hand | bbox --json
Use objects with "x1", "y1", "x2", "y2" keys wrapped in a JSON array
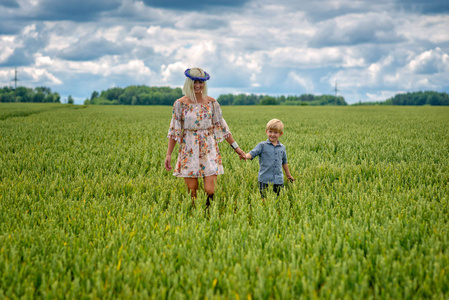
[
  {"x1": 164, "y1": 154, "x2": 172, "y2": 171},
  {"x1": 235, "y1": 148, "x2": 246, "y2": 160}
]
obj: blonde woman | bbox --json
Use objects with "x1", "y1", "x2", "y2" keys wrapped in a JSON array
[{"x1": 165, "y1": 68, "x2": 245, "y2": 206}]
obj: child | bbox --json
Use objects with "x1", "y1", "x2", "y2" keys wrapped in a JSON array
[{"x1": 245, "y1": 119, "x2": 294, "y2": 199}]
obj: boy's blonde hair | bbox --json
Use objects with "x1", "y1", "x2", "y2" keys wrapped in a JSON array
[
  {"x1": 266, "y1": 119, "x2": 284, "y2": 133},
  {"x1": 182, "y1": 67, "x2": 208, "y2": 103}
]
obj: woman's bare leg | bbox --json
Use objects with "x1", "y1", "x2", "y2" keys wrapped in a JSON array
[
  {"x1": 204, "y1": 175, "x2": 217, "y2": 206},
  {"x1": 184, "y1": 178, "x2": 199, "y2": 205}
]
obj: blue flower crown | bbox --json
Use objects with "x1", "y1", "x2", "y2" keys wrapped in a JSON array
[{"x1": 184, "y1": 68, "x2": 210, "y2": 81}]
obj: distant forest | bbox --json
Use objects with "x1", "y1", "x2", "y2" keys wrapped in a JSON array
[
  {"x1": 386, "y1": 91, "x2": 449, "y2": 106},
  {"x1": 217, "y1": 93, "x2": 347, "y2": 106},
  {"x1": 83, "y1": 86, "x2": 183, "y2": 105},
  {"x1": 0, "y1": 86, "x2": 61, "y2": 103},
  {"x1": 83, "y1": 85, "x2": 347, "y2": 106},
  {"x1": 2, "y1": 85, "x2": 449, "y2": 106},
  {"x1": 353, "y1": 91, "x2": 449, "y2": 106}
]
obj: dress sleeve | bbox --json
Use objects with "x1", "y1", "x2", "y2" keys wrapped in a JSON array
[
  {"x1": 167, "y1": 101, "x2": 183, "y2": 143},
  {"x1": 212, "y1": 101, "x2": 231, "y2": 142}
]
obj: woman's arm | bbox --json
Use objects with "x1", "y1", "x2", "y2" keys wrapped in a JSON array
[
  {"x1": 165, "y1": 137, "x2": 177, "y2": 171},
  {"x1": 225, "y1": 135, "x2": 246, "y2": 160}
]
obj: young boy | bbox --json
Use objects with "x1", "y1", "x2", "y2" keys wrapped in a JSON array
[{"x1": 245, "y1": 119, "x2": 294, "y2": 198}]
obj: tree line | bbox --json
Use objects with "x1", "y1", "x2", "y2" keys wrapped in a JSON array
[
  {"x1": 0, "y1": 86, "x2": 61, "y2": 103},
  {"x1": 83, "y1": 85, "x2": 347, "y2": 106},
  {"x1": 83, "y1": 86, "x2": 183, "y2": 105},
  {"x1": 2, "y1": 85, "x2": 448, "y2": 106},
  {"x1": 217, "y1": 93, "x2": 347, "y2": 105},
  {"x1": 385, "y1": 91, "x2": 449, "y2": 106}
]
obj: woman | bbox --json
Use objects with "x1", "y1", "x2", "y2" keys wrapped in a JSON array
[{"x1": 164, "y1": 67, "x2": 245, "y2": 206}]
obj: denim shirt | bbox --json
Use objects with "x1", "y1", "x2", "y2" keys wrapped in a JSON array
[{"x1": 249, "y1": 139, "x2": 288, "y2": 184}]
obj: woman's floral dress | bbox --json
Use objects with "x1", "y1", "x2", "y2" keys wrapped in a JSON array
[{"x1": 167, "y1": 100, "x2": 231, "y2": 177}]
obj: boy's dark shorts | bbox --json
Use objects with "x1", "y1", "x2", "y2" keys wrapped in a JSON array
[{"x1": 258, "y1": 181, "x2": 284, "y2": 198}]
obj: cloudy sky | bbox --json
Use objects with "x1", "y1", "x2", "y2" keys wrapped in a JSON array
[{"x1": 1, "y1": 0, "x2": 449, "y2": 104}]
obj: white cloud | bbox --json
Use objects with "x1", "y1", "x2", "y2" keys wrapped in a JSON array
[
  {"x1": 408, "y1": 47, "x2": 449, "y2": 74},
  {"x1": 174, "y1": 41, "x2": 218, "y2": 68},
  {"x1": 330, "y1": 55, "x2": 397, "y2": 89},
  {"x1": 174, "y1": 14, "x2": 228, "y2": 30},
  {"x1": 225, "y1": 52, "x2": 262, "y2": 74},
  {"x1": 288, "y1": 71, "x2": 314, "y2": 91},
  {"x1": 309, "y1": 12, "x2": 403, "y2": 47},
  {"x1": 397, "y1": 14, "x2": 449, "y2": 44},
  {"x1": 0, "y1": 69, "x2": 15, "y2": 85},
  {"x1": 21, "y1": 24, "x2": 38, "y2": 38},
  {"x1": 161, "y1": 62, "x2": 186, "y2": 84},
  {"x1": 108, "y1": 59, "x2": 152, "y2": 77},
  {"x1": 266, "y1": 47, "x2": 365, "y2": 68},
  {"x1": 0, "y1": 37, "x2": 16, "y2": 63},
  {"x1": 35, "y1": 54, "x2": 54, "y2": 67},
  {"x1": 23, "y1": 67, "x2": 62, "y2": 85},
  {"x1": 60, "y1": 58, "x2": 152, "y2": 78}
]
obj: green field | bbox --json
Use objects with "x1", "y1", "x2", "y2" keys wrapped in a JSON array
[{"x1": 1, "y1": 103, "x2": 448, "y2": 299}]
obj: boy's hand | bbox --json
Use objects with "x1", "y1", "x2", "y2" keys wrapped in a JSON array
[{"x1": 287, "y1": 176, "x2": 295, "y2": 183}]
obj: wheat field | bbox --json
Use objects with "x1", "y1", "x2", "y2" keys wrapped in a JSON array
[{"x1": 1, "y1": 103, "x2": 448, "y2": 299}]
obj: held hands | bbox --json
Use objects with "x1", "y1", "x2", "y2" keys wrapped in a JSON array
[{"x1": 235, "y1": 148, "x2": 247, "y2": 160}]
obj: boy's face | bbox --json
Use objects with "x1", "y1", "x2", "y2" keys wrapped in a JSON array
[{"x1": 266, "y1": 129, "x2": 283, "y2": 144}]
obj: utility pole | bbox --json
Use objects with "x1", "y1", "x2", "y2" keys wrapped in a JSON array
[
  {"x1": 11, "y1": 67, "x2": 20, "y2": 102},
  {"x1": 334, "y1": 81, "x2": 339, "y2": 105},
  {"x1": 13, "y1": 67, "x2": 19, "y2": 89}
]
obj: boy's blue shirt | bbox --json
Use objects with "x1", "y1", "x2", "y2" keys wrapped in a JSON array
[{"x1": 249, "y1": 139, "x2": 288, "y2": 185}]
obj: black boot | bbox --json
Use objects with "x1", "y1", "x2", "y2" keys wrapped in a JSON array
[{"x1": 206, "y1": 194, "x2": 214, "y2": 208}]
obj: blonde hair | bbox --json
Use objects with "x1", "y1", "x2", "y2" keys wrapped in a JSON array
[
  {"x1": 266, "y1": 119, "x2": 284, "y2": 133},
  {"x1": 182, "y1": 67, "x2": 208, "y2": 103}
]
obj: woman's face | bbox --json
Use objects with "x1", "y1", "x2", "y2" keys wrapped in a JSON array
[{"x1": 194, "y1": 80, "x2": 204, "y2": 93}]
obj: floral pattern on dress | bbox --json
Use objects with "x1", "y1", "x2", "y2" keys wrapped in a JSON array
[{"x1": 167, "y1": 100, "x2": 231, "y2": 178}]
